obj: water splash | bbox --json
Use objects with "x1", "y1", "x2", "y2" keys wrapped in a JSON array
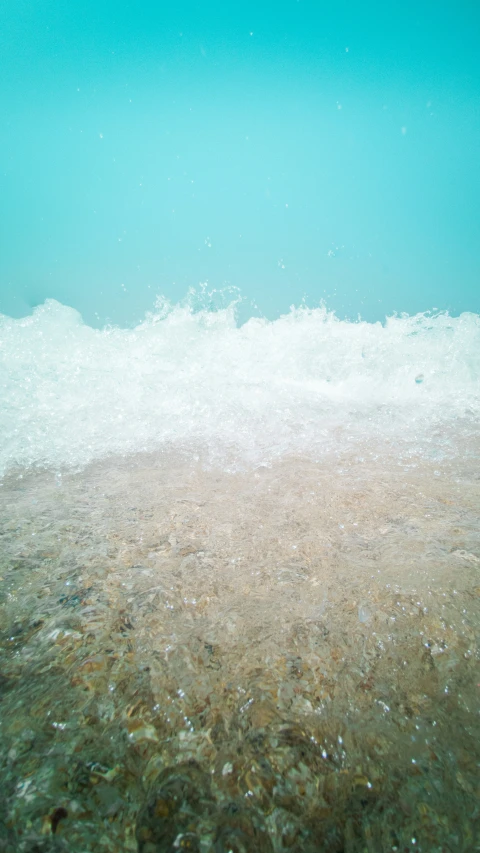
[{"x1": 0, "y1": 292, "x2": 479, "y2": 474}]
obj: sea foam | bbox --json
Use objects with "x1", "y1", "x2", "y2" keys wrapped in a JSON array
[{"x1": 0, "y1": 297, "x2": 479, "y2": 474}]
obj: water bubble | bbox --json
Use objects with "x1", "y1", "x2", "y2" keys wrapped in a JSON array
[{"x1": 358, "y1": 605, "x2": 371, "y2": 623}]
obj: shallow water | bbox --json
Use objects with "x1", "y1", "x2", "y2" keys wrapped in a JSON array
[{"x1": 1, "y1": 434, "x2": 479, "y2": 852}]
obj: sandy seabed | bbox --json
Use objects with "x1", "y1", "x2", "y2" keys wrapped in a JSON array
[{"x1": 0, "y1": 434, "x2": 479, "y2": 852}]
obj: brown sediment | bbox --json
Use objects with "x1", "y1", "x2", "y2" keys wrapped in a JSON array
[{"x1": 0, "y1": 436, "x2": 479, "y2": 851}]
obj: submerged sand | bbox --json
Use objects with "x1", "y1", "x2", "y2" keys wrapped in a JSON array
[{"x1": 0, "y1": 436, "x2": 479, "y2": 851}]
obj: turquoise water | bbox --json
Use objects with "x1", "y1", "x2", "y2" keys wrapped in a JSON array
[
  {"x1": 1, "y1": 6, "x2": 480, "y2": 851},
  {"x1": 1, "y1": 0, "x2": 479, "y2": 326}
]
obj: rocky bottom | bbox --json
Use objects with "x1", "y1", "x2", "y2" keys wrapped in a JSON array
[{"x1": 0, "y1": 439, "x2": 479, "y2": 852}]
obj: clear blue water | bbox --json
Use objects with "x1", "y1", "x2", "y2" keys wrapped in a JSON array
[
  {"x1": 1, "y1": 0, "x2": 479, "y2": 327},
  {"x1": 1, "y1": 8, "x2": 480, "y2": 851}
]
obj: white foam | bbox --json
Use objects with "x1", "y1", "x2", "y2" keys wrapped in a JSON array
[{"x1": 0, "y1": 297, "x2": 479, "y2": 474}]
